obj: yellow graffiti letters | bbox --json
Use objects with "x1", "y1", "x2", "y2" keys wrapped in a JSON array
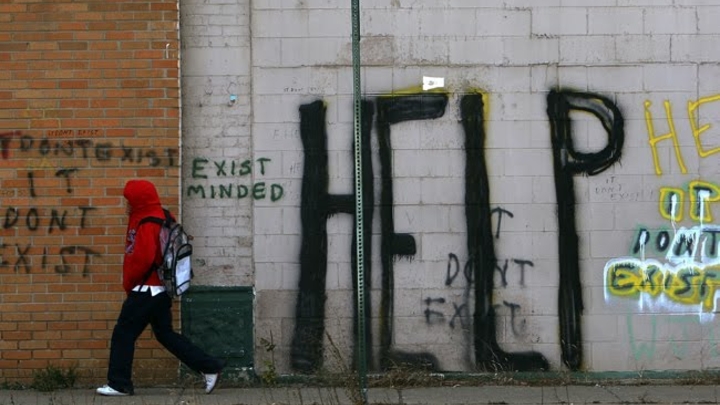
[
  {"x1": 658, "y1": 181, "x2": 720, "y2": 223},
  {"x1": 644, "y1": 100, "x2": 687, "y2": 176},
  {"x1": 688, "y1": 94, "x2": 720, "y2": 158},
  {"x1": 605, "y1": 259, "x2": 720, "y2": 312}
]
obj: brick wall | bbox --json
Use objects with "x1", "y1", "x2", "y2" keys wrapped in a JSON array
[{"x1": 0, "y1": 1, "x2": 180, "y2": 385}]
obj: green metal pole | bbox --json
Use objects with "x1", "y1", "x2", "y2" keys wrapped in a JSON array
[{"x1": 351, "y1": 0, "x2": 367, "y2": 404}]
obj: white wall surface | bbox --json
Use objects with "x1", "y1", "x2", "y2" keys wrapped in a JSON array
[{"x1": 182, "y1": 0, "x2": 720, "y2": 374}]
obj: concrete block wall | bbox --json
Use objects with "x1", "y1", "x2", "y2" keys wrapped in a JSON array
[
  {"x1": 182, "y1": 1, "x2": 720, "y2": 376},
  {"x1": 180, "y1": 0, "x2": 256, "y2": 287}
]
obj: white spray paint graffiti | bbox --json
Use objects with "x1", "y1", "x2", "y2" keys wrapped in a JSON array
[{"x1": 604, "y1": 193, "x2": 720, "y2": 322}]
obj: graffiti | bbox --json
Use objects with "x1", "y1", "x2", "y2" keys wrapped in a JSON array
[
  {"x1": 428, "y1": 252, "x2": 531, "y2": 336},
  {"x1": 292, "y1": 88, "x2": 625, "y2": 373},
  {"x1": 689, "y1": 94, "x2": 720, "y2": 158},
  {"x1": 2, "y1": 206, "x2": 95, "y2": 232},
  {"x1": 427, "y1": 256, "x2": 471, "y2": 331},
  {"x1": 0, "y1": 131, "x2": 19, "y2": 160},
  {"x1": 493, "y1": 258, "x2": 533, "y2": 288},
  {"x1": 423, "y1": 297, "x2": 446, "y2": 325},
  {"x1": 23, "y1": 169, "x2": 84, "y2": 199},
  {"x1": 501, "y1": 301, "x2": 526, "y2": 337},
  {"x1": 462, "y1": 93, "x2": 549, "y2": 372},
  {"x1": 658, "y1": 181, "x2": 720, "y2": 223},
  {"x1": 1, "y1": 244, "x2": 100, "y2": 276},
  {"x1": 3, "y1": 133, "x2": 179, "y2": 167},
  {"x1": 191, "y1": 157, "x2": 270, "y2": 178},
  {"x1": 186, "y1": 182, "x2": 284, "y2": 200},
  {"x1": 0, "y1": 130, "x2": 121, "y2": 276},
  {"x1": 608, "y1": 93, "x2": 720, "y2": 314},
  {"x1": 640, "y1": 225, "x2": 716, "y2": 263},
  {"x1": 185, "y1": 157, "x2": 284, "y2": 200},
  {"x1": 593, "y1": 175, "x2": 645, "y2": 203},
  {"x1": 490, "y1": 207, "x2": 513, "y2": 238},
  {"x1": 376, "y1": 93, "x2": 447, "y2": 371},
  {"x1": 608, "y1": 182, "x2": 720, "y2": 312},
  {"x1": 290, "y1": 100, "x2": 375, "y2": 373},
  {"x1": 625, "y1": 314, "x2": 720, "y2": 363},
  {"x1": 548, "y1": 90, "x2": 624, "y2": 370},
  {"x1": 608, "y1": 221, "x2": 720, "y2": 314},
  {"x1": 445, "y1": 253, "x2": 471, "y2": 287},
  {"x1": 645, "y1": 94, "x2": 720, "y2": 176},
  {"x1": 606, "y1": 258, "x2": 720, "y2": 312},
  {"x1": 633, "y1": 228, "x2": 671, "y2": 257}
]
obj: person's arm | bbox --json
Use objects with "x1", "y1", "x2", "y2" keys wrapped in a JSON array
[{"x1": 123, "y1": 222, "x2": 161, "y2": 293}]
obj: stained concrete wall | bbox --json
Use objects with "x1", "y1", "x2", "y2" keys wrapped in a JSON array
[{"x1": 181, "y1": 1, "x2": 720, "y2": 375}]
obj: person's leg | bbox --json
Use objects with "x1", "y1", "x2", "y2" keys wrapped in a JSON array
[
  {"x1": 106, "y1": 292, "x2": 154, "y2": 394},
  {"x1": 149, "y1": 293, "x2": 225, "y2": 374}
]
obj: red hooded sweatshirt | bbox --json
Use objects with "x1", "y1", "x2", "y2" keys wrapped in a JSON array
[{"x1": 122, "y1": 180, "x2": 167, "y2": 294}]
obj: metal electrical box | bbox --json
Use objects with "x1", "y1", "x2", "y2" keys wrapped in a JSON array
[{"x1": 181, "y1": 286, "x2": 254, "y2": 376}]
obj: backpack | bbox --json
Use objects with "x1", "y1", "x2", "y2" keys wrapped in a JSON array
[{"x1": 139, "y1": 209, "x2": 194, "y2": 297}]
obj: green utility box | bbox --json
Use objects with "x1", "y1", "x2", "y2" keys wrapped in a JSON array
[{"x1": 181, "y1": 286, "x2": 254, "y2": 378}]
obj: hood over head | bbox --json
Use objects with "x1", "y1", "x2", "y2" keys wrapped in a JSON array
[
  {"x1": 122, "y1": 179, "x2": 165, "y2": 294},
  {"x1": 123, "y1": 179, "x2": 162, "y2": 212}
]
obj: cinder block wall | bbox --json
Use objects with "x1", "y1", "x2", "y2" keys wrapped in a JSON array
[
  {"x1": 234, "y1": 1, "x2": 720, "y2": 375},
  {"x1": 0, "y1": 1, "x2": 180, "y2": 385}
]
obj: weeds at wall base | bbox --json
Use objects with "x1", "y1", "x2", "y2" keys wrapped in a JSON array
[
  {"x1": 0, "y1": 365, "x2": 78, "y2": 393},
  {"x1": 259, "y1": 333, "x2": 278, "y2": 386},
  {"x1": 4, "y1": 366, "x2": 720, "y2": 394},
  {"x1": 29, "y1": 365, "x2": 77, "y2": 392},
  {"x1": 260, "y1": 369, "x2": 720, "y2": 390}
]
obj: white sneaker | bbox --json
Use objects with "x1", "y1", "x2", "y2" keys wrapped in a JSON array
[
  {"x1": 96, "y1": 385, "x2": 130, "y2": 396},
  {"x1": 203, "y1": 372, "x2": 220, "y2": 394}
]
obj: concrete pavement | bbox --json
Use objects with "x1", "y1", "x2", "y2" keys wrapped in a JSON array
[{"x1": 2, "y1": 384, "x2": 719, "y2": 405}]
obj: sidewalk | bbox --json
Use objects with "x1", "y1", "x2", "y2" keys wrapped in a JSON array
[{"x1": 3, "y1": 385, "x2": 718, "y2": 405}]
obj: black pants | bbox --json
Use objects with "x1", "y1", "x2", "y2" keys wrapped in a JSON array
[{"x1": 107, "y1": 291, "x2": 224, "y2": 394}]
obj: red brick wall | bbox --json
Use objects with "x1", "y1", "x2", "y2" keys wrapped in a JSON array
[{"x1": 0, "y1": 1, "x2": 180, "y2": 386}]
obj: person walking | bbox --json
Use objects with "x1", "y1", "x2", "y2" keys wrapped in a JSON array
[{"x1": 96, "y1": 179, "x2": 225, "y2": 396}]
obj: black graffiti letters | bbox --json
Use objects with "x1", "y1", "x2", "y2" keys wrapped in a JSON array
[
  {"x1": 187, "y1": 157, "x2": 284, "y2": 200},
  {"x1": 0, "y1": 131, "x2": 18, "y2": 159},
  {"x1": 500, "y1": 301, "x2": 524, "y2": 336},
  {"x1": 27, "y1": 171, "x2": 36, "y2": 198},
  {"x1": 4, "y1": 207, "x2": 37, "y2": 230},
  {"x1": 291, "y1": 101, "x2": 338, "y2": 372},
  {"x1": 1, "y1": 244, "x2": 100, "y2": 276},
  {"x1": 0, "y1": 244, "x2": 7, "y2": 267},
  {"x1": 55, "y1": 168, "x2": 79, "y2": 193},
  {"x1": 121, "y1": 144, "x2": 162, "y2": 166},
  {"x1": 291, "y1": 100, "x2": 375, "y2": 373},
  {"x1": 294, "y1": 88, "x2": 625, "y2": 373},
  {"x1": 0, "y1": 131, "x2": 153, "y2": 277},
  {"x1": 445, "y1": 253, "x2": 472, "y2": 286},
  {"x1": 15, "y1": 134, "x2": 178, "y2": 167},
  {"x1": 191, "y1": 157, "x2": 271, "y2": 179},
  {"x1": 547, "y1": 90, "x2": 624, "y2": 370},
  {"x1": 424, "y1": 297, "x2": 446, "y2": 324},
  {"x1": 55, "y1": 246, "x2": 101, "y2": 276},
  {"x1": 27, "y1": 168, "x2": 80, "y2": 197},
  {"x1": 3, "y1": 206, "x2": 94, "y2": 232},
  {"x1": 14, "y1": 244, "x2": 31, "y2": 273},
  {"x1": 491, "y1": 207, "x2": 514, "y2": 239},
  {"x1": 462, "y1": 93, "x2": 549, "y2": 372},
  {"x1": 78, "y1": 206, "x2": 96, "y2": 228},
  {"x1": 376, "y1": 93, "x2": 448, "y2": 370},
  {"x1": 513, "y1": 259, "x2": 533, "y2": 286}
]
